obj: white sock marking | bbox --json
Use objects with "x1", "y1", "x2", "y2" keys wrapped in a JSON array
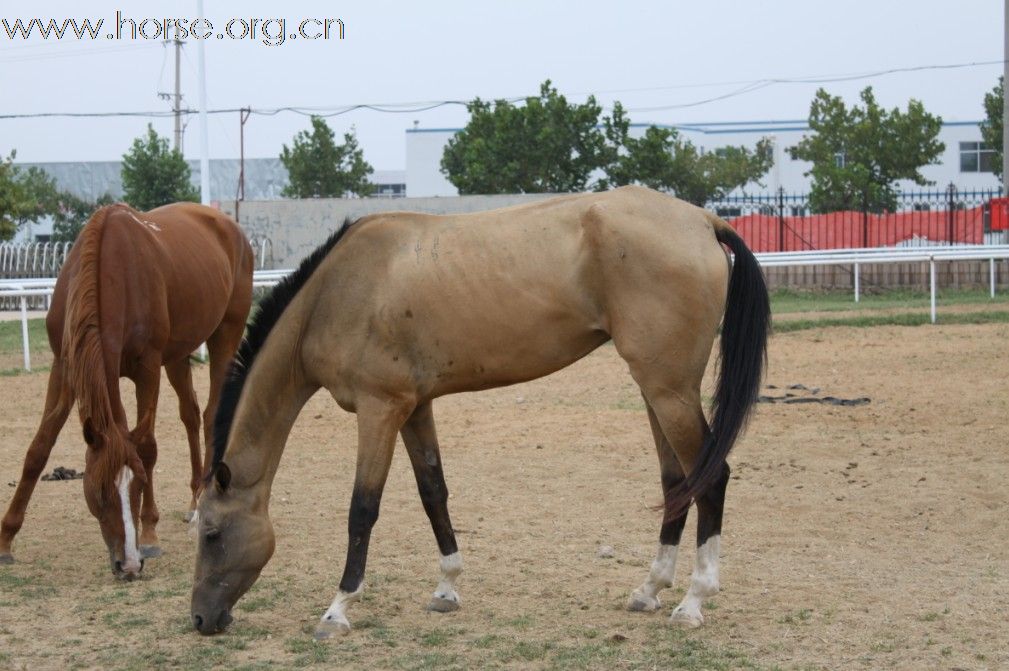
[
  {"x1": 631, "y1": 543, "x2": 679, "y2": 607},
  {"x1": 321, "y1": 585, "x2": 363, "y2": 629},
  {"x1": 116, "y1": 466, "x2": 142, "y2": 573},
  {"x1": 672, "y1": 535, "x2": 721, "y2": 624},
  {"x1": 433, "y1": 552, "x2": 462, "y2": 603}
]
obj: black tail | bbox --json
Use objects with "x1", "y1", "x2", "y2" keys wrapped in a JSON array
[{"x1": 666, "y1": 223, "x2": 770, "y2": 518}]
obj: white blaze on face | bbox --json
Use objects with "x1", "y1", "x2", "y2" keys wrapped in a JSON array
[{"x1": 116, "y1": 466, "x2": 142, "y2": 573}]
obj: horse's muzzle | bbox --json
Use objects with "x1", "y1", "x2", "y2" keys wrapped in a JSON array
[
  {"x1": 192, "y1": 609, "x2": 233, "y2": 635},
  {"x1": 112, "y1": 557, "x2": 144, "y2": 580}
]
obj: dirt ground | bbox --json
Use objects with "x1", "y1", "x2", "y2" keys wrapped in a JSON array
[{"x1": 0, "y1": 323, "x2": 1007, "y2": 670}]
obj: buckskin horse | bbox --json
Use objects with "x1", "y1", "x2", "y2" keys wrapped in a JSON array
[
  {"x1": 0, "y1": 202, "x2": 253, "y2": 579},
  {"x1": 190, "y1": 186, "x2": 769, "y2": 637}
]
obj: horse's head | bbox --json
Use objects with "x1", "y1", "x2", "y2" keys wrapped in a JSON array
[
  {"x1": 80, "y1": 418, "x2": 147, "y2": 580},
  {"x1": 191, "y1": 461, "x2": 275, "y2": 635}
]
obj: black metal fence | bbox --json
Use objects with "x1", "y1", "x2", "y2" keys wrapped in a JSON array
[{"x1": 707, "y1": 185, "x2": 1005, "y2": 252}]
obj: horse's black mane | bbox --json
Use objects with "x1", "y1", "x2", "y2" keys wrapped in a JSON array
[{"x1": 210, "y1": 218, "x2": 356, "y2": 471}]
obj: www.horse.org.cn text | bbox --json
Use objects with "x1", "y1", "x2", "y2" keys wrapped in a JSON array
[{"x1": 1, "y1": 13, "x2": 346, "y2": 47}]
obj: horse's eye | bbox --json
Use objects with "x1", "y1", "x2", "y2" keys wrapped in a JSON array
[{"x1": 205, "y1": 528, "x2": 221, "y2": 541}]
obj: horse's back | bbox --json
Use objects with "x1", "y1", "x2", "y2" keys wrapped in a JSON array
[
  {"x1": 60, "y1": 202, "x2": 251, "y2": 365},
  {"x1": 300, "y1": 187, "x2": 730, "y2": 403}
]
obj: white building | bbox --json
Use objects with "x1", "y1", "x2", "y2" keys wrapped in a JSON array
[{"x1": 405, "y1": 119, "x2": 1000, "y2": 198}]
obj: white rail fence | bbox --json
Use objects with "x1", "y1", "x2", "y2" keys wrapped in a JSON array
[
  {"x1": 4, "y1": 246, "x2": 1009, "y2": 371},
  {"x1": 1, "y1": 270, "x2": 289, "y2": 372}
]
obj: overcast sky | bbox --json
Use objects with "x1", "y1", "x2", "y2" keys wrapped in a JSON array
[{"x1": 1, "y1": 0, "x2": 1002, "y2": 170}]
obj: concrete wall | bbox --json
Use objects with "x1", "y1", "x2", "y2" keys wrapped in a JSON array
[{"x1": 223, "y1": 193, "x2": 556, "y2": 268}]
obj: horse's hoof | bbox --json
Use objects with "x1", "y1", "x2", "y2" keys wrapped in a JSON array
[
  {"x1": 627, "y1": 591, "x2": 660, "y2": 612},
  {"x1": 0, "y1": 553, "x2": 14, "y2": 565},
  {"x1": 427, "y1": 594, "x2": 460, "y2": 613},
  {"x1": 140, "y1": 545, "x2": 163, "y2": 559},
  {"x1": 669, "y1": 607, "x2": 704, "y2": 628},
  {"x1": 314, "y1": 618, "x2": 351, "y2": 639}
]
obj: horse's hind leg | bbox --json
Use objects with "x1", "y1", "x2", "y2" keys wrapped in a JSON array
[
  {"x1": 315, "y1": 395, "x2": 414, "y2": 639},
  {"x1": 669, "y1": 460, "x2": 729, "y2": 628},
  {"x1": 627, "y1": 399, "x2": 691, "y2": 612},
  {"x1": 634, "y1": 386, "x2": 727, "y2": 628},
  {"x1": 0, "y1": 361, "x2": 74, "y2": 563},
  {"x1": 629, "y1": 377, "x2": 726, "y2": 629},
  {"x1": 400, "y1": 401, "x2": 462, "y2": 612},
  {"x1": 165, "y1": 358, "x2": 203, "y2": 520}
]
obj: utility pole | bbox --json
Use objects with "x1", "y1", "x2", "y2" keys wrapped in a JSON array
[
  {"x1": 1004, "y1": 0, "x2": 1008, "y2": 194},
  {"x1": 173, "y1": 38, "x2": 182, "y2": 152},
  {"x1": 196, "y1": 0, "x2": 210, "y2": 205},
  {"x1": 236, "y1": 107, "x2": 251, "y2": 222},
  {"x1": 158, "y1": 39, "x2": 185, "y2": 152}
]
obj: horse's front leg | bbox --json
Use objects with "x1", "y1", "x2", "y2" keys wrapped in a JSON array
[
  {"x1": 132, "y1": 360, "x2": 162, "y2": 559},
  {"x1": 0, "y1": 361, "x2": 74, "y2": 563},
  {"x1": 315, "y1": 395, "x2": 414, "y2": 639},
  {"x1": 165, "y1": 358, "x2": 203, "y2": 522},
  {"x1": 400, "y1": 401, "x2": 463, "y2": 612}
]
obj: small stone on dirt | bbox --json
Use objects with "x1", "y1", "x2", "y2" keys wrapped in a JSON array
[{"x1": 596, "y1": 545, "x2": 615, "y2": 559}]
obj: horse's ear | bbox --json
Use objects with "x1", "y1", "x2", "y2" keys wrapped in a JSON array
[{"x1": 214, "y1": 462, "x2": 232, "y2": 493}]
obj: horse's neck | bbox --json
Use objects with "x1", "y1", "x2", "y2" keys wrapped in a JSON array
[{"x1": 225, "y1": 325, "x2": 317, "y2": 495}]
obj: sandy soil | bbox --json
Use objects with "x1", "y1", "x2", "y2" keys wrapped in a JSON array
[{"x1": 0, "y1": 323, "x2": 1007, "y2": 670}]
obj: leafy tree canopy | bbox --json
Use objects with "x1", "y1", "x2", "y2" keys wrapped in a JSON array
[
  {"x1": 50, "y1": 192, "x2": 116, "y2": 243},
  {"x1": 789, "y1": 87, "x2": 944, "y2": 213},
  {"x1": 0, "y1": 151, "x2": 30, "y2": 240},
  {"x1": 0, "y1": 152, "x2": 82, "y2": 242},
  {"x1": 280, "y1": 117, "x2": 375, "y2": 198},
  {"x1": 441, "y1": 81, "x2": 772, "y2": 203},
  {"x1": 441, "y1": 81, "x2": 609, "y2": 194},
  {"x1": 121, "y1": 124, "x2": 199, "y2": 211},
  {"x1": 600, "y1": 103, "x2": 773, "y2": 204},
  {"x1": 980, "y1": 76, "x2": 1003, "y2": 182}
]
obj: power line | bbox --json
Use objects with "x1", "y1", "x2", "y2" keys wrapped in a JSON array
[
  {"x1": 0, "y1": 101, "x2": 473, "y2": 120},
  {"x1": 0, "y1": 58, "x2": 1002, "y2": 121},
  {"x1": 0, "y1": 42, "x2": 158, "y2": 64},
  {"x1": 622, "y1": 59, "x2": 1005, "y2": 112}
]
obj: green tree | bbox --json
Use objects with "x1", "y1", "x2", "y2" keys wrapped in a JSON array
[
  {"x1": 0, "y1": 152, "x2": 69, "y2": 241},
  {"x1": 440, "y1": 80, "x2": 609, "y2": 194},
  {"x1": 980, "y1": 76, "x2": 1003, "y2": 182},
  {"x1": 14, "y1": 166, "x2": 61, "y2": 231},
  {"x1": 50, "y1": 192, "x2": 116, "y2": 242},
  {"x1": 0, "y1": 152, "x2": 29, "y2": 240},
  {"x1": 121, "y1": 124, "x2": 199, "y2": 211},
  {"x1": 599, "y1": 103, "x2": 773, "y2": 205},
  {"x1": 280, "y1": 117, "x2": 375, "y2": 198},
  {"x1": 789, "y1": 87, "x2": 944, "y2": 213}
]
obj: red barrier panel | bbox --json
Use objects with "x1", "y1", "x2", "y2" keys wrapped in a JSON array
[
  {"x1": 730, "y1": 205, "x2": 987, "y2": 251},
  {"x1": 990, "y1": 198, "x2": 1009, "y2": 232}
]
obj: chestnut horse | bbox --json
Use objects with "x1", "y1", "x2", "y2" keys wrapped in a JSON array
[
  {"x1": 190, "y1": 186, "x2": 769, "y2": 636},
  {"x1": 0, "y1": 202, "x2": 253, "y2": 578}
]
